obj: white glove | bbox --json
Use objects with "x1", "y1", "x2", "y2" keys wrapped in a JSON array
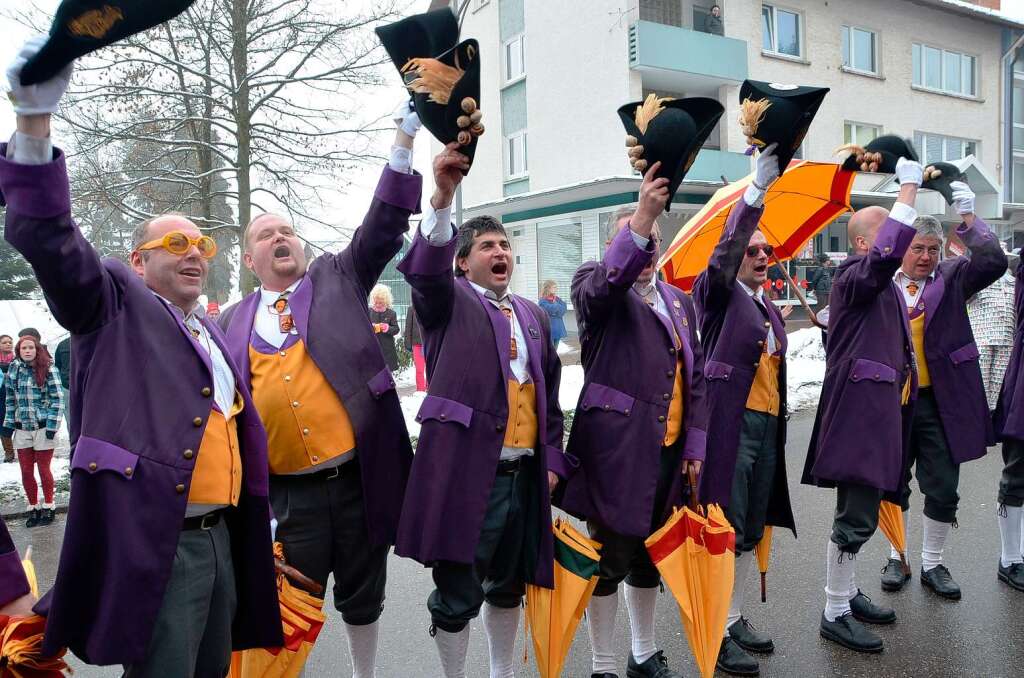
[
  {"x1": 949, "y1": 180, "x2": 975, "y2": 215},
  {"x1": 895, "y1": 157, "x2": 923, "y2": 187},
  {"x1": 753, "y1": 142, "x2": 780, "y2": 190},
  {"x1": 5, "y1": 35, "x2": 74, "y2": 115},
  {"x1": 393, "y1": 99, "x2": 421, "y2": 138}
]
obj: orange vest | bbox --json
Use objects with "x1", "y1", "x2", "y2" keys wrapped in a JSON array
[
  {"x1": 249, "y1": 340, "x2": 356, "y2": 474},
  {"x1": 664, "y1": 359, "x2": 685, "y2": 446},
  {"x1": 746, "y1": 343, "x2": 782, "y2": 416},
  {"x1": 503, "y1": 380, "x2": 539, "y2": 449},
  {"x1": 188, "y1": 395, "x2": 244, "y2": 506}
]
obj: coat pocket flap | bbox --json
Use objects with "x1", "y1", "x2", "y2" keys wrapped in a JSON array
[
  {"x1": 849, "y1": 358, "x2": 897, "y2": 384},
  {"x1": 580, "y1": 383, "x2": 636, "y2": 416},
  {"x1": 949, "y1": 342, "x2": 980, "y2": 365},
  {"x1": 415, "y1": 395, "x2": 473, "y2": 428},
  {"x1": 70, "y1": 436, "x2": 140, "y2": 479},
  {"x1": 705, "y1": 360, "x2": 734, "y2": 381},
  {"x1": 367, "y1": 367, "x2": 397, "y2": 399}
]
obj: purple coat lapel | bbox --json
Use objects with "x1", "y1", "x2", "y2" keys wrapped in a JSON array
[
  {"x1": 767, "y1": 301, "x2": 788, "y2": 355},
  {"x1": 157, "y1": 299, "x2": 214, "y2": 379},
  {"x1": 460, "y1": 278, "x2": 514, "y2": 384},
  {"x1": 657, "y1": 282, "x2": 693, "y2": 375},
  {"x1": 288, "y1": 275, "x2": 314, "y2": 337},
  {"x1": 511, "y1": 294, "x2": 544, "y2": 385},
  {"x1": 922, "y1": 273, "x2": 946, "y2": 332},
  {"x1": 225, "y1": 292, "x2": 261, "y2": 388}
]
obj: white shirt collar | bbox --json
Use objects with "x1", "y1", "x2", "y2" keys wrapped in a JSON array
[
  {"x1": 737, "y1": 280, "x2": 765, "y2": 302},
  {"x1": 259, "y1": 277, "x2": 302, "y2": 305},
  {"x1": 894, "y1": 268, "x2": 937, "y2": 284},
  {"x1": 467, "y1": 279, "x2": 510, "y2": 303},
  {"x1": 152, "y1": 292, "x2": 202, "y2": 322}
]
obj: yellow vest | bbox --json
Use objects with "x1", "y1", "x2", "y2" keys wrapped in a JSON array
[
  {"x1": 664, "y1": 359, "x2": 685, "y2": 446},
  {"x1": 249, "y1": 340, "x2": 356, "y2": 474},
  {"x1": 188, "y1": 394, "x2": 244, "y2": 506},
  {"x1": 503, "y1": 380, "x2": 539, "y2": 449},
  {"x1": 745, "y1": 349, "x2": 782, "y2": 416},
  {"x1": 910, "y1": 311, "x2": 931, "y2": 388}
]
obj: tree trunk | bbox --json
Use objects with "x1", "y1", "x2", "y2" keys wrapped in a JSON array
[{"x1": 231, "y1": 0, "x2": 256, "y2": 294}]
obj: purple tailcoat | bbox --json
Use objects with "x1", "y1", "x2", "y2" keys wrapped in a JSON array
[
  {"x1": 911, "y1": 217, "x2": 1004, "y2": 463},
  {"x1": 395, "y1": 230, "x2": 568, "y2": 589},
  {"x1": 802, "y1": 214, "x2": 917, "y2": 492},
  {"x1": 0, "y1": 521, "x2": 29, "y2": 608},
  {"x1": 0, "y1": 146, "x2": 282, "y2": 664},
  {"x1": 693, "y1": 199, "x2": 795, "y2": 534},
  {"x1": 995, "y1": 257, "x2": 1024, "y2": 441},
  {"x1": 220, "y1": 167, "x2": 421, "y2": 546},
  {"x1": 561, "y1": 226, "x2": 708, "y2": 538}
]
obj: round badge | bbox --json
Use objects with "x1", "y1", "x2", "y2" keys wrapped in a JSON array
[{"x1": 769, "y1": 82, "x2": 799, "y2": 91}]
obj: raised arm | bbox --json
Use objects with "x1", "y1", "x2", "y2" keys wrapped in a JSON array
[{"x1": 947, "y1": 181, "x2": 1007, "y2": 297}]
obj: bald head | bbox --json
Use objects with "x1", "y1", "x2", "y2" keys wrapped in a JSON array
[{"x1": 848, "y1": 206, "x2": 889, "y2": 255}]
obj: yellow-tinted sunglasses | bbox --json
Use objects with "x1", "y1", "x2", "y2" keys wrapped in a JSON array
[{"x1": 138, "y1": 231, "x2": 218, "y2": 259}]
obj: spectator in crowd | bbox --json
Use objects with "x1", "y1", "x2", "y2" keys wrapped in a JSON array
[
  {"x1": 0, "y1": 334, "x2": 13, "y2": 368},
  {"x1": 705, "y1": 4, "x2": 724, "y2": 35},
  {"x1": 206, "y1": 301, "x2": 220, "y2": 319},
  {"x1": 54, "y1": 335, "x2": 71, "y2": 420},
  {"x1": 370, "y1": 283, "x2": 400, "y2": 372},
  {"x1": 809, "y1": 253, "x2": 834, "y2": 310},
  {"x1": 0, "y1": 334, "x2": 13, "y2": 463},
  {"x1": 403, "y1": 303, "x2": 428, "y2": 392},
  {"x1": 968, "y1": 246, "x2": 1018, "y2": 411},
  {"x1": 2, "y1": 335, "x2": 63, "y2": 528},
  {"x1": 538, "y1": 279, "x2": 568, "y2": 348}
]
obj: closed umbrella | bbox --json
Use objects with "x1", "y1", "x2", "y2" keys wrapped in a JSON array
[
  {"x1": 1, "y1": 547, "x2": 70, "y2": 678},
  {"x1": 879, "y1": 500, "x2": 911, "y2": 575}
]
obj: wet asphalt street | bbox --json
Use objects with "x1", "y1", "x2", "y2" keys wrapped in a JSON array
[{"x1": 7, "y1": 409, "x2": 1024, "y2": 677}]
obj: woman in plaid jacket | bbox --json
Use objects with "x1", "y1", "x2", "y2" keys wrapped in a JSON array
[{"x1": 1, "y1": 335, "x2": 63, "y2": 527}]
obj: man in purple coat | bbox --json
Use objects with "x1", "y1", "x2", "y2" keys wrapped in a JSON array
[
  {"x1": 802, "y1": 156, "x2": 925, "y2": 654},
  {"x1": 878, "y1": 184, "x2": 1005, "y2": 601},
  {"x1": 1, "y1": 41, "x2": 281, "y2": 674},
  {"x1": 693, "y1": 146, "x2": 797, "y2": 676},
  {"x1": 396, "y1": 144, "x2": 570, "y2": 677},
  {"x1": 563, "y1": 163, "x2": 707, "y2": 678},
  {"x1": 218, "y1": 101, "x2": 424, "y2": 677}
]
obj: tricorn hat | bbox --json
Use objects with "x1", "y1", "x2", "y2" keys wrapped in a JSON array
[
  {"x1": 921, "y1": 161, "x2": 965, "y2": 204},
  {"x1": 618, "y1": 95, "x2": 725, "y2": 212},
  {"x1": 376, "y1": 10, "x2": 484, "y2": 169},
  {"x1": 738, "y1": 80, "x2": 829, "y2": 174},
  {"x1": 838, "y1": 134, "x2": 918, "y2": 174},
  {"x1": 20, "y1": 0, "x2": 196, "y2": 86}
]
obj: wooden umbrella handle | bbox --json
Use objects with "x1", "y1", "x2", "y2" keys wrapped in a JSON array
[
  {"x1": 686, "y1": 465, "x2": 700, "y2": 511},
  {"x1": 275, "y1": 558, "x2": 325, "y2": 596},
  {"x1": 770, "y1": 253, "x2": 827, "y2": 330}
]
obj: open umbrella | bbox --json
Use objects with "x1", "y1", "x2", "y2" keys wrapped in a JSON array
[
  {"x1": 754, "y1": 526, "x2": 772, "y2": 603},
  {"x1": 645, "y1": 503, "x2": 736, "y2": 678},
  {"x1": 524, "y1": 518, "x2": 601, "y2": 677},
  {"x1": 1, "y1": 548, "x2": 71, "y2": 678},
  {"x1": 229, "y1": 543, "x2": 326, "y2": 678},
  {"x1": 879, "y1": 500, "x2": 911, "y2": 575},
  {"x1": 659, "y1": 160, "x2": 855, "y2": 294}
]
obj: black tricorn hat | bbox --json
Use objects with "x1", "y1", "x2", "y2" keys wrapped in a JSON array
[
  {"x1": 839, "y1": 134, "x2": 918, "y2": 173},
  {"x1": 618, "y1": 96, "x2": 725, "y2": 212},
  {"x1": 376, "y1": 11, "x2": 483, "y2": 169},
  {"x1": 921, "y1": 161, "x2": 965, "y2": 204},
  {"x1": 738, "y1": 80, "x2": 829, "y2": 174},
  {"x1": 19, "y1": 0, "x2": 196, "y2": 86}
]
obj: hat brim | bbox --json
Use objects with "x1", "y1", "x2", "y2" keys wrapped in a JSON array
[
  {"x1": 738, "y1": 80, "x2": 829, "y2": 174},
  {"x1": 375, "y1": 8, "x2": 459, "y2": 76}
]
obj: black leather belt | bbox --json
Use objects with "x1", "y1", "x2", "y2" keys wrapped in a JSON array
[
  {"x1": 272, "y1": 461, "x2": 354, "y2": 484},
  {"x1": 183, "y1": 509, "x2": 223, "y2": 531},
  {"x1": 496, "y1": 457, "x2": 525, "y2": 475}
]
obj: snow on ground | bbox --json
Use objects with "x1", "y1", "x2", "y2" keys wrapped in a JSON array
[
  {"x1": 786, "y1": 327, "x2": 827, "y2": 413},
  {"x1": 559, "y1": 364, "x2": 584, "y2": 412}
]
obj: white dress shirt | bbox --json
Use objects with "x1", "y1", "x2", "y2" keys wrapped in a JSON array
[
  {"x1": 627, "y1": 229, "x2": 672, "y2": 322},
  {"x1": 255, "y1": 279, "x2": 303, "y2": 348},
  {"x1": 738, "y1": 281, "x2": 779, "y2": 354},
  {"x1": 894, "y1": 270, "x2": 934, "y2": 308}
]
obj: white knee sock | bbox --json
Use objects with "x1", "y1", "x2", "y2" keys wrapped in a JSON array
[
  {"x1": 481, "y1": 603, "x2": 519, "y2": 678},
  {"x1": 921, "y1": 515, "x2": 951, "y2": 572},
  {"x1": 824, "y1": 541, "x2": 855, "y2": 622},
  {"x1": 623, "y1": 584, "x2": 658, "y2": 664},
  {"x1": 889, "y1": 510, "x2": 910, "y2": 565},
  {"x1": 1000, "y1": 506, "x2": 1024, "y2": 567},
  {"x1": 1019, "y1": 507, "x2": 1024, "y2": 561},
  {"x1": 345, "y1": 621, "x2": 379, "y2": 678},
  {"x1": 725, "y1": 551, "x2": 753, "y2": 636},
  {"x1": 433, "y1": 626, "x2": 470, "y2": 678},
  {"x1": 587, "y1": 592, "x2": 619, "y2": 675}
]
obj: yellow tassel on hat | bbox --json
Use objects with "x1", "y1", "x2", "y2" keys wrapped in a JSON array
[
  {"x1": 634, "y1": 94, "x2": 672, "y2": 135},
  {"x1": 402, "y1": 58, "x2": 464, "y2": 105},
  {"x1": 738, "y1": 98, "x2": 772, "y2": 147}
]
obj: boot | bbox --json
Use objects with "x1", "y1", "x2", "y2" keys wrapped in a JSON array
[
  {"x1": 38, "y1": 508, "x2": 55, "y2": 526},
  {"x1": 25, "y1": 509, "x2": 41, "y2": 528}
]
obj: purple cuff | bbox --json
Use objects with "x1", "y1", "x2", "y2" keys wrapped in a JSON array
[
  {"x1": 375, "y1": 165, "x2": 422, "y2": 214},
  {"x1": 0, "y1": 144, "x2": 71, "y2": 218},
  {"x1": 682, "y1": 427, "x2": 707, "y2": 462},
  {"x1": 0, "y1": 548, "x2": 30, "y2": 608},
  {"x1": 545, "y1": 445, "x2": 579, "y2": 479},
  {"x1": 397, "y1": 228, "x2": 457, "y2": 277},
  {"x1": 873, "y1": 217, "x2": 916, "y2": 261},
  {"x1": 604, "y1": 224, "x2": 655, "y2": 286},
  {"x1": 956, "y1": 215, "x2": 994, "y2": 246}
]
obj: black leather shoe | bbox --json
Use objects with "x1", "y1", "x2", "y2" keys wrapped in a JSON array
[
  {"x1": 25, "y1": 509, "x2": 41, "y2": 528},
  {"x1": 819, "y1": 612, "x2": 883, "y2": 653},
  {"x1": 591, "y1": 674, "x2": 619, "y2": 678},
  {"x1": 880, "y1": 558, "x2": 910, "y2": 591},
  {"x1": 716, "y1": 636, "x2": 759, "y2": 676},
  {"x1": 998, "y1": 562, "x2": 1024, "y2": 592},
  {"x1": 849, "y1": 589, "x2": 896, "y2": 624},
  {"x1": 921, "y1": 565, "x2": 961, "y2": 600},
  {"x1": 728, "y1": 617, "x2": 774, "y2": 654},
  {"x1": 626, "y1": 650, "x2": 680, "y2": 678},
  {"x1": 39, "y1": 508, "x2": 55, "y2": 526}
]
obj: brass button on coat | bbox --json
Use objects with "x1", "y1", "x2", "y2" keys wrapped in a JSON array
[
  {"x1": 88, "y1": 462, "x2": 97, "y2": 471},
  {"x1": 658, "y1": 415, "x2": 666, "y2": 422},
  {"x1": 201, "y1": 387, "x2": 212, "y2": 397},
  {"x1": 175, "y1": 484, "x2": 186, "y2": 494},
  {"x1": 193, "y1": 417, "x2": 203, "y2": 427},
  {"x1": 183, "y1": 449, "x2": 194, "y2": 460},
  {"x1": 124, "y1": 467, "x2": 133, "y2": 476},
  {"x1": 663, "y1": 393, "x2": 670, "y2": 400}
]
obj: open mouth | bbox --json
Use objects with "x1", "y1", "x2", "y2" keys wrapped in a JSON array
[
  {"x1": 491, "y1": 262, "x2": 508, "y2": 276},
  {"x1": 179, "y1": 267, "x2": 202, "y2": 281},
  {"x1": 754, "y1": 263, "x2": 767, "y2": 274},
  {"x1": 273, "y1": 245, "x2": 291, "y2": 258}
]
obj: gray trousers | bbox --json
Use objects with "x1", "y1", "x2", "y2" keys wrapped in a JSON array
[
  {"x1": 723, "y1": 410, "x2": 779, "y2": 553},
  {"x1": 831, "y1": 483, "x2": 885, "y2": 555},
  {"x1": 123, "y1": 518, "x2": 236, "y2": 678},
  {"x1": 894, "y1": 388, "x2": 960, "y2": 524},
  {"x1": 999, "y1": 439, "x2": 1024, "y2": 507}
]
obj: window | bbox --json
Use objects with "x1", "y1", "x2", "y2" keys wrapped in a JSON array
[
  {"x1": 505, "y1": 130, "x2": 528, "y2": 179},
  {"x1": 913, "y1": 132, "x2": 977, "y2": 164},
  {"x1": 844, "y1": 122, "x2": 881, "y2": 147},
  {"x1": 1015, "y1": 160, "x2": 1024, "y2": 203},
  {"x1": 537, "y1": 217, "x2": 583, "y2": 304},
  {"x1": 640, "y1": 0, "x2": 683, "y2": 28},
  {"x1": 762, "y1": 4, "x2": 801, "y2": 58},
  {"x1": 503, "y1": 34, "x2": 525, "y2": 83},
  {"x1": 841, "y1": 25, "x2": 877, "y2": 74},
  {"x1": 912, "y1": 43, "x2": 977, "y2": 97}
]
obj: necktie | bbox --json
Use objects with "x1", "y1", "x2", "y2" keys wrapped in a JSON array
[
  {"x1": 500, "y1": 303, "x2": 518, "y2": 360},
  {"x1": 906, "y1": 281, "x2": 919, "y2": 297},
  {"x1": 272, "y1": 292, "x2": 294, "y2": 334}
]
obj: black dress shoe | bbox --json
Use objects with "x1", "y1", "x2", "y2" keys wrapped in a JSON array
[
  {"x1": 25, "y1": 509, "x2": 41, "y2": 528},
  {"x1": 728, "y1": 617, "x2": 774, "y2": 654},
  {"x1": 626, "y1": 650, "x2": 680, "y2": 678},
  {"x1": 880, "y1": 558, "x2": 910, "y2": 591},
  {"x1": 39, "y1": 508, "x2": 55, "y2": 526},
  {"x1": 849, "y1": 589, "x2": 896, "y2": 624},
  {"x1": 716, "y1": 636, "x2": 759, "y2": 676},
  {"x1": 998, "y1": 562, "x2": 1024, "y2": 592},
  {"x1": 819, "y1": 612, "x2": 884, "y2": 653},
  {"x1": 921, "y1": 565, "x2": 961, "y2": 600},
  {"x1": 591, "y1": 674, "x2": 619, "y2": 678}
]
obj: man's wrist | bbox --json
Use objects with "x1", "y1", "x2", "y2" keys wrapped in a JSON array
[
  {"x1": 16, "y1": 113, "x2": 50, "y2": 139},
  {"x1": 630, "y1": 210, "x2": 655, "y2": 237},
  {"x1": 430, "y1": 189, "x2": 454, "y2": 211}
]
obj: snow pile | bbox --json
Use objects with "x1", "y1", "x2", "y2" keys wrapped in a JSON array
[{"x1": 786, "y1": 327, "x2": 827, "y2": 412}]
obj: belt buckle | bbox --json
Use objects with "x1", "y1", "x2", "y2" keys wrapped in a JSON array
[
  {"x1": 200, "y1": 512, "x2": 218, "y2": 531},
  {"x1": 324, "y1": 466, "x2": 341, "y2": 480}
]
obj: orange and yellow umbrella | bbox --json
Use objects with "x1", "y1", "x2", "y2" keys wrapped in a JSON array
[
  {"x1": 659, "y1": 161, "x2": 856, "y2": 291},
  {"x1": 879, "y1": 500, "x2": 911, "y2": 575},
  {"x1": 1, "y1": 548, "x2": 70, "y2": 678},
  {"x1": 229, "y1": 543, "x2": 326, "y2": 678},
  {"x1": 754, "y1": 526, "x2": 772, "y2": 603},
  {"x1": 645, "y1": 505, "x2": 736, "y2": 678},
  {"x1": 525, "y1": 519, "x2": 602, "y2": 678}
]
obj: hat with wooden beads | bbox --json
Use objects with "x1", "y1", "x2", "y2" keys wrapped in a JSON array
[
  {"x1": 738, "y1": 79, "x2": 829, "y2": 174},
  {"x1": 617, "y1": 95, "x2": 724, "y2": 211},
  {"x1": 921, "y1": 161, "x2": 965, "y2": 204},
  {"x1": 837, "y1": 134, "x2": 918, "y2": 174}
]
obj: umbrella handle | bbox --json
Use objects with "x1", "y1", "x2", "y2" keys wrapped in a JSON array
[
  {"x1": 770, "y1": 253, "x2": 827, "y2": 330},
  {"x1": 686, "y1": 466, "x2": 700, "y2": 511},
  {"x1": 275, "y1": 558, "x2": 325, "y2": 596},
  {"x1": 760, "y1": 572, "x2": 767, "y2": 603},
  {"x1": 899, "y1": 552, "x2": 912, "y2": 577}
]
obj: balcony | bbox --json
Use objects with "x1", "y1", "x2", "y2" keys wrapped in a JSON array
[
  {"x1": 685, "y1": 148, "x2": 751, "y2": 184},
  {"x1": 628, "y1": 20, "x2": 748, "y2": 96}
]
